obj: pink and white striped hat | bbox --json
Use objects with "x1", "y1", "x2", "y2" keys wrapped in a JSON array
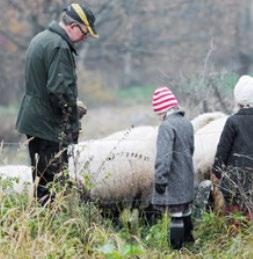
[{"x1": 152, "y1": 86, "x2": 179, "y2": 114}]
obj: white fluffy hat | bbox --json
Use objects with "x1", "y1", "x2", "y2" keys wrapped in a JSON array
[{"x1": 234, "y1": 75, "x2": 253, "y2": 106}]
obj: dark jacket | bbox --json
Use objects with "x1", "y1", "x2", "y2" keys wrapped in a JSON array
[
  {"x1": 213, "y1": 108, "x2": 253, "y2": 177},
  {"x1": 213, "y1": 108, "x2": 253, "y2": 202},
  {"x1": 152, "y1": 111, "x2": 195, "y2": 206},
  {"x1": 16, "y1": 21, "x2": 79, "y2": 144}
]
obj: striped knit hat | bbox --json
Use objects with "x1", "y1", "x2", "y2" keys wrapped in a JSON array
[{"x1": 152, "y1": 86, "x2": 179, "y2": 114}]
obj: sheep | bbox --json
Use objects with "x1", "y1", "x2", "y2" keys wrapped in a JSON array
[
  {"x1": 0, "y1": 165, "x2": 33, "y2": 196},
  {"x1": 69, "y1": 112, "x2": 227, "y2": 208},
  {"x1": 193, "y1": 115, "x2": 228, "y2": 214},
  {"x1": 193, "y1": 116, "x2": 228, "y2": 181},
  {"x1": 191, "y1": 112, "x2": 226, "y2": 133},
  {"x1": 68, "y1": 126, "x2": 158, "y2": 208}
]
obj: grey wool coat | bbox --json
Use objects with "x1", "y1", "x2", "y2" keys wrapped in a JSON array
[{"x1": 152, "y1": 111, "x2": 195, "y2": 206}]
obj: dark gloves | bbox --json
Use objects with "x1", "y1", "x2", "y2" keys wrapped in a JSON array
[
  {"x1": 65, "y1": 128, "x2": 79, "y2": 144},
  {"x1": 71, "y1": 130, "x2": 79, "y2": 144},
  {"x1": 155, "y1": 183, "x2": 167, "y2": 194}
]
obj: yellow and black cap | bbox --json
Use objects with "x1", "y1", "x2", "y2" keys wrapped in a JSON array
[{"x1": 64, "y1": 3, "x2": 99, "y2": 38}]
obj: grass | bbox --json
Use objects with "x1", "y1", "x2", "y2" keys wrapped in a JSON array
[
  {"x1": 115, "y1": 84, "x2": 156, "y2": 105},
  {"x1": 1, "y1": 177, "x2": 253, "y2": 258},
  {"x1": 113, "y1": 72, "x2": 242, "y2": 116}
]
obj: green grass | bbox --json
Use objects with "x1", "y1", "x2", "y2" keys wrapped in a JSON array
[
  {"x1": 114, "y1": 72, "x2": 241, "y2": 107},
  {"x1": 1, "y1": 177, "x2": 253, "y2": 258},
  {"x1": 116, "y1": 84, "x2": 156, "y2": 104}
]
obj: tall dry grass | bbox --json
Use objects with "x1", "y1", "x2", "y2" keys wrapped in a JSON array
[{"x1": 1, "y1": 176, "x2": 253, "y2": 258}]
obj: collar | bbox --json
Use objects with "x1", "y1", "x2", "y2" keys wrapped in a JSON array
[
  {"x1": 236, "y1": 107, "x2": 253, "y2": 116},
  {"x1": 165, "y1": 108, "x2": 185, "y2": 120},
  {"x1": 48, "y1": 21, "x2": 77, "y2": 55}
]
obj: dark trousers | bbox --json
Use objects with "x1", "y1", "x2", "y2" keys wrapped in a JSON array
[{"x1": 27, "y1": 136, "x2": 68, "y2": 204}]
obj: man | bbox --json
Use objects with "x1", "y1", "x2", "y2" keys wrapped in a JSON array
[{"x1": 16, "y1": 3, "x2": 98, "y2": 205}]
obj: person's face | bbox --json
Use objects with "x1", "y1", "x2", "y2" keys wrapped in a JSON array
[{"x1": 69, "y1": 23, "x2": 89, "y2": 43}]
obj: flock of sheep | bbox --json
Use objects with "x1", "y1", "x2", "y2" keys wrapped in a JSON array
[{"x1": 0, "y1": 111, "x2": 228, "y2": 211}]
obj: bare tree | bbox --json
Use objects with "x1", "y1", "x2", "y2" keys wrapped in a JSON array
[{"x1": 0, "y1": 0, "x2": 252, "y2": 106}]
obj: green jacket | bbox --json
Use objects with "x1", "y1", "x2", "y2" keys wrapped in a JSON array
[{"x1": 16, "y1": 21, "x2": 79, "y2": 144}]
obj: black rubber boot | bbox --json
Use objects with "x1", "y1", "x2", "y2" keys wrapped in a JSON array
[
  {"x1": 169, "y1": 217, "x2": 184, "y2": 250},
  {"x1": 183, "y1": 215, "x2": 194, "y2": 243}
]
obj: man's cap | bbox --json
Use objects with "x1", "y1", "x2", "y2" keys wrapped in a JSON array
[{"x1": 64, "y1": 3, "x2": 99, "y2": 38}]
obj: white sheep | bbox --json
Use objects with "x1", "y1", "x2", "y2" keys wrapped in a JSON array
[
  {"x1": 191, "y1": 112, "x2": 226, "y2": 133},
  {"x1": 69, "y1": 112, "x2": 227, "y2": 207},
  {"x1": 193, "y1": 115, "x2": 229, "y2": 213},
  {"x1": 69, "y1": 126, "x2": 158, "y2": 207},
  {"x1": 0, "y1": 165, "x2": 33, "y2": 196},
  {"x1": 193, "y1": 116, "x2": 228, "y2": 181}
]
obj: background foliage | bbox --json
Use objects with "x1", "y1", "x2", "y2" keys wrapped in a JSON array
[
  {"x1": 0, "y1": 0, "x2": 253, "y2": 107},
  {"x1": 0, "y1": 1, "x2": 252, "y2": 142}
]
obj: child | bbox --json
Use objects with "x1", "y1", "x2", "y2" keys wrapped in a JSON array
[
  {"x1": 151, "y1": 86, "x2": 195, "y2": 249},
  {"x1": 212, "y1": 75, "x2": 253, "y2": 217}
]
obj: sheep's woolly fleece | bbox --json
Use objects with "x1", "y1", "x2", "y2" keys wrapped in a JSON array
[
  {"x1": 0, "y1": 165, "x2": 32, "y2": 195},
  {"x1": 193, "y1": 115, "x2": 228, "y2": 181},
  {"x1": 191, "y1": 112, "x2": 226, "y2": 133},
  {"x1": 69, "y1": 126, "x2": 158, "y2": 207}
]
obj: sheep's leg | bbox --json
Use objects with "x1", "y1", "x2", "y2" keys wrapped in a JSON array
[
  {"x1": 192, "y1": 180, "x2": 212, "y2": 220},
  {"x1": 210, "y1": 173, "x2": 225, "y2": 215}
]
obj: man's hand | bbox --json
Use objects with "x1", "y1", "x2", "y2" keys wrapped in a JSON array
[
  {"x1": 155, "y1": 183, "x2": 167, "y2": 194},
  {"x1": 77, "y1": 100, "x2": 87, "y2": 119},
  {"x1": 71, "y1": 130, "x2": 79, "y2": 144}
]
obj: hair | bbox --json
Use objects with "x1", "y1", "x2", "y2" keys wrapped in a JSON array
[
  {"x1": 60, "y1": 12, "x2": 82, "y2": 26},
  {"x1": 161, "y1": 106, "x2": 179, "y2": 115},
  {"x1": 168, "y1": 106, "x2": 180, "y2": 112}
]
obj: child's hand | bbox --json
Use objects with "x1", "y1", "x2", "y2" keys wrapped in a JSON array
[{"x1": 155, "y1": 183, "x2": 166, "y2": 194}]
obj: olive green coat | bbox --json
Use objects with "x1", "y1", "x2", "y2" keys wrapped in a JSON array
[{"x1": 16, "y1": 21, "x2": 79, "y2": 144}]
